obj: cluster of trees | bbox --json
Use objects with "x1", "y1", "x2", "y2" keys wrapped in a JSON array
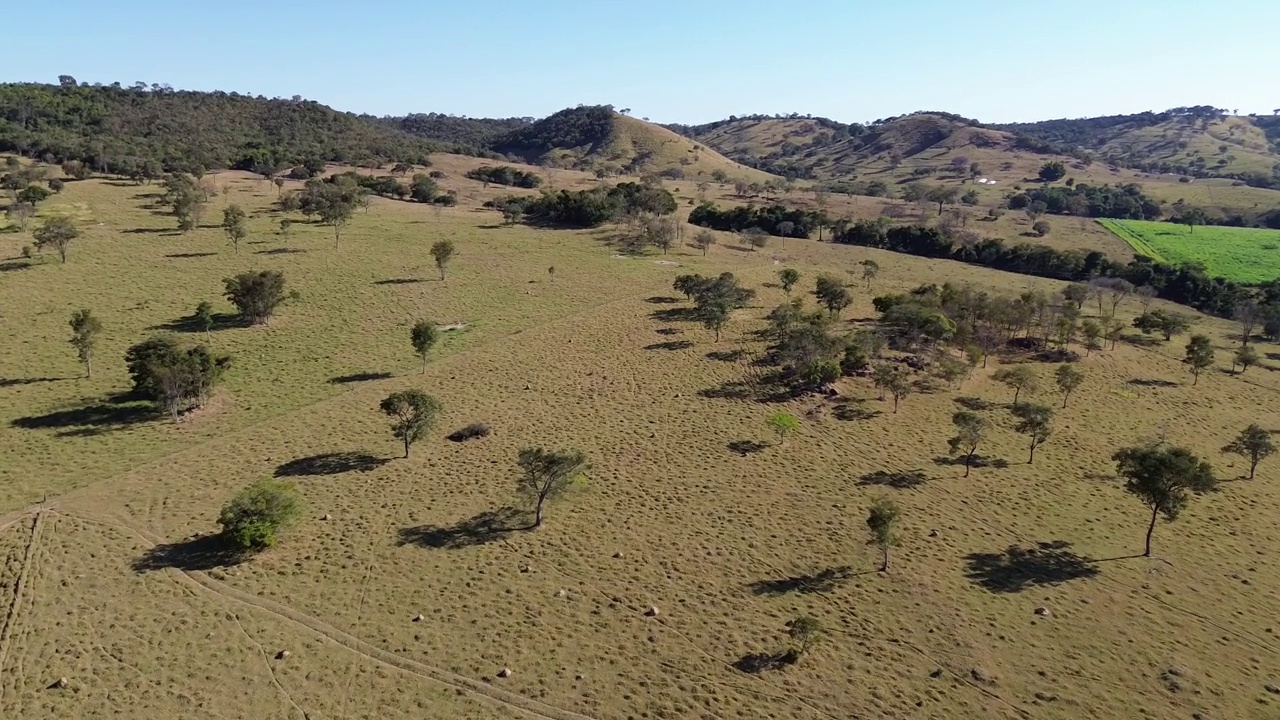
[
  {"x1": 464, "y1": 165, "x2": 542, "y2": 188},
  {"x1": 493, "y1": 105, "x2": 615, "y2": 160},
  {"x1": 688, "y1": 203, "x2": 818, "y2": 238},
  {"x1": 673, "y1": 272, "x2": 756, "y2": 341},
  {"x1": 494, "y1": 182, "x2": 676, "y2": 228},
  {"x1": 1008, "y1": 183, "x2": 1161, "y2": 220}
]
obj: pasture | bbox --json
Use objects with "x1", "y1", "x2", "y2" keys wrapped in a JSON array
[
  {"x1": 1100, "y1": 218, "x2": 1280, "y2": 284},
  {"x1": 1, "y1": 162, "x2": 1280, "y2": 719}
]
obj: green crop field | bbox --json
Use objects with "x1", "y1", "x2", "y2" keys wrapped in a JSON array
[{"x1": 1099, "y1": 218, "x2": 1280, "y2": 284}]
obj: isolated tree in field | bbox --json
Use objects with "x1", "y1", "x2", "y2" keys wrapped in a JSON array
[
  {"x1": 1233, "y1": 344, "x2": 1259, "y2": 373},
  {"x1": 516, "y1": 447, "x2": 588, "y2": 528},
  {"x1": 789, "y1": 617, "x2": 824, "y2": 658},
  {"x1": 948, "y1": 411, "x2": 986, "y2": 477},
  {"x1": 1031, "y1": 219, "x2": 1051, "y2": 237},
  {"x1": 701, "y1": 299, "x2": 731, "y2": 342},
  {"x1": 273, "y1": 177, "x2": 285, "y2": 196},
  {"x1": 859, "y1": 259, "x2": 879, "y2": 290},
  {"x1": 871, "y1": 363, "x2": 897, "y2": 401},
  {"x1": 814, "y1": 275, "x2": 851, "y2": 317},
  {"x1": 1222, "y1": 424, "x2": 1274, "y2": 480},
  {"x1": 1012, "y1": 403, "x2": 1053, "y2": 463},
  {"x1": 1114, "y1": 443, "x2": 1215, "y2": 556},
  {"x1": 1062, "y1": 283, "x2": 1089, "y2": 310},
  {"x1": 886, "y1": 369, "x2": 912, "y2": 413},
  {"x1": 778, "y1": 268, "x2": 800, "y2": 294},
  {"x1": 1038, "y1": 161, "x2": 1067, "y2": 182},
  {"x1": 993, "y1": 365, "x2": 1037, "y2": 404},
  {"x1": 430, "y1": 239, "x2": 456, "y2": 280},
  {"x1": 224, "y1": 270, "x2": 286, "y2": 325},
  {"x1": 68, "y1": 309, "x2": 102, "y2": 378},
  {"x1": 6, "y1": 201, "x2": 34, "y2": 231},
  {"x1": 742, "y1": 226, "x2": 769, "y2": 251},
  {"x1": 218, "y1": 478, "x2": 303, "y2": 552},
  {"x1": 927, "y1": 185, "x2": 959, "y2": 215},
  {"x1": 1179, "y1": 207, "x2": 1207, "y2": 234},
  {"x1": 194, "y1": 301, "x2": 215, "y2": 335},
  {"x1": 222, "y1": 204, "x2": 248, "y2": 253},
  {"x1": 1183, "y1": 335, "x2": 1214, "y2": 385},
  {"x1": 33, "y1": 215, "x2": 79, "y2": 263},
  {"x1": 1133, "y1": 310, "x2": 1190, "y2": 341},
  {"x1": 691, "y1": 229, "x2": 716, "y2": 256},
  {"x1": 1234, "y1": 300, "x2": 1261, "y2": 346},
  {"x1": 1080, "y1": 319, "x2": 1102, "y2": 355},
  {"x1": 410, "y1": 320, "x2": 440, "y2": 373},
  {"x1": 866, "y1": 497, "x2": 900, "y2": 572},
  {"x1": 279, "y1": 218, "x2": 292, "y2": 236},
  {"x1": 1054, "y1": 364, "x2": 1084, "y2": 408},
  {"x1": 1024, "y1": 201, "x2": 1048, "y2": 225},
  {"x1": 767, "y1": 412, "x2": 799, "y2": 445},
  {"x1": 380, "y1": 390, "x2": 442, "y2": 458}
]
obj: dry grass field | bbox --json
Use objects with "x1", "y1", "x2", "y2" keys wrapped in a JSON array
[{"x1": 2, "y1": 163, "x2": 1280, "y2": 719}]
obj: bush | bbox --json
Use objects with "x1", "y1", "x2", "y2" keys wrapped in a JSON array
[
  {"x1": 224, "y1": 270, "x2": 286, "y2": 324},
  {"x1": 447, "y1": 422, "x2": 492, "y2": 442},
  {"x1": 428, "y1": 170, "x2": 446, "y2": 179},
  {"x1": 48, "y1": 178, "x2": 65, "y2": 193},
  {"x1": 433, "y1": 193, "x2": 457, "y2": 206},
  {"x1": 1032, "y1": 219, "x2": 1051, "y2": 236},
  {"x1": 218, "y1": 479, "x2": 303, "y2": 551}
]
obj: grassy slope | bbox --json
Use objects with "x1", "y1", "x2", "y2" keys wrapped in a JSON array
[
  {"x1": 1100, "y1": 218, "x2": 1280, "y2": 284},
  {"x1": 1101, "y1": 116, "x2": 1278, "y2": 177},
  {"x1": 3, "y1": 170, "x2": 1280, "y2": 719}
]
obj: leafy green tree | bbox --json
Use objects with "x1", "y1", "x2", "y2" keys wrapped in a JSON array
[
  {"x1": 767, "y1": 412, "x2": 799, "y2": 445},
  {"x1": 1038, "y1": 161, "x2": 1067, "y2": 182},
  {"x1": 194, "y1": 301, "x2": 215, "y2": 335},
  {"x1": 789, "y1": 617, "x2": 824, "y2": 657},
  {"x1": 222, "y1": 204, "x2": 248, "y2": 253},
  {"x1": 1133, "y1": 310, "x2": 1190, "y2": 341},
  {"x1": 859, "y1": 259, "x2": 879, "y2": 290},
  {"x1": 1113, "y1": 443, "x2": 1216, "y2": 556},
  {"x1": 886, "y1": 369, "x2": 912, "y2": 413},
  {"x1": 927, "y1": 185, "x2": 959, "y2": 215},
  {"x1": 16, "y1": 184, "x2": 52, "y2": 205},
  {"x1": 218, "y1": 479, "x2": 303, "y2": 552},
  {"x1": 516, "y1": 447, "x2": 589, "y2": 528},
  {"x1": 1183, "y1": 334, "x2": 1214, "y2": 385},
  {"x1": 1179, "y1": 207, "x2": 1208, "y2": 234},
  {"x1": 948, "y1": 411, "x2": 986, "y2": 476},
  {"x1": 778, "y1": 268, "x2": 800, "y2": 294},
  {"x1": 742, "y1": 226, "x2": 769, "y2": 251},
  {"x1": 993, "y1": 365, "x2": 1037, "y2": 404},
  {"x1": 1012, "y1": 403, "x2": 1053, "y2": 463},
  {"x1": 1054, "y1": 364, "x2": 1084, "y2": 408},
  {"x1": 410, "y1": 320, "x2": 440, "y2": 373},
  {"x1": 691, "y1": 229, "x2": 716, "y2": 256},
  {"x1": 701, "y1": 299, "x2": 731, "y2": 342},
  {"x1": 68, "y1": 309, "x2": 102, "y2": 378},
  {"x1": 124, "y1": 336, "x2": 230, "y2": 418},
  {"x1": 224, "y1": 270, "x2": 286, "y2": 325},
  {"x1": 1233, "y1": 344, "x2": 1259, "y2": 373},
  {"x1": 866, "y1": 497, "x2": 900, "y2": 572},
  {"x1": 33, "y1": 215, "x2": 79, "y2": 263},
  {"x1": 814, "y1": 275, "x2": 852, "y2": 317},
  {"x1": 1062, "y1": 283, "x2": 1089, "y2": 310},
  {"x1": 645, "y1": 216, "x2": 677, "y2": 254},
  {"x1": 1222, "y1": 424, "x2": 1275, "y2": 479},
  {"x1": 430, "y1": 239, "x2": 456, "y2": 280},
  {"x1": 380, "y1": 390, "x2": 442, "y2": 458}
]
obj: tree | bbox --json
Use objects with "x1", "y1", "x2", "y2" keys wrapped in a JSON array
[
  {"x1": 1233, "y1": 344, "x2": 1259, "y2": 373},
  {"x1": 1012, "y1": 403, "x2": 1053, "y2": 463},
  {"x1": 767, "y1": 412, "x2": 799, "y2": 445},
  {"x1": 1183, "y1": 334, "x2": 1214, "y2": 385},
  {"x1": 778, "y1": 268, "x2": 800, "y2": 294},
  {"x1": 993, "y1": 365, "x2": 1037, "y2": 404},
  {"x1": 776, "y1": 220, "x2": 795, "y2": 238},
  {"x1": 124, "y1": 336, "x2": 230, "y2": 418},
  {"x1": 1080, "y1": 319, "x2": 1102, "y2": 355},
  {"x1": 1135, "y1": 285, "x2": 1157, "y2": 312},
  {"x1": 1114, "y1": 443, "x2": 1216, "y2": 557},
  {"x1": 68, "y1": 309, "x2": 102, "y2": 378},
  {"x1": 218, "y1": 479, "x2": 303, "y2": 552},
  {"x1": 644, "y1": 216, "x2": 677, "y2": 254},
  {"x1": 701, "y1": 299, "x2": 731, "y2": 342},
  {"x1": 409, "y1": 320, "x2": 442, "y2": 373},
  {"x1": 1222, "y1": 424, "x2": 1275, "y2": 480},
  {"x1": 927, "y1": 186, "x2": 959, "y2": 215},
  {"x1": 1031, "y1": 219, "x2": 1051, "y2": 237},
  {"x1": 32, "y1": 216, "x2": 79, "y2": 263},
  {"x1": 1234, "y1": 300, "x2": 1262, "y2": 346},
  {"x1": 1038, "y1": 161, "x2": 1067, "y2": 182},
  {"x1": 948, "y1": 411, "x2": 986, "y2": 477},
  {"x1": 691, "y1": 229, "x2": 716, "y2": 256},
  {"x1": 380, "y1": 390, "x2": 442, "y2": 458},
  {"x1": 814, "y1": 275, "x2": 851, "y2": 317},
  {"x1": 1179, "y1": 207, "x2": 1208, "y2": 234},
  {"x1": 866, "y1": 497, "x2": 900, "y2": 572},
  {"x1": 224, "y1": 270, "x2": 285, "y2": 325},
  {"x1": 1062, "y1": 283, "x2": 1089, "y2": 310},
  {"x1": 742, "y1": 226, "x2": 768, "y2": 251},
  {"x1": 1054, "y1": 364, "x2": 1084, "y2": 408},
  {"x1": 194, "y1": 301, "x2": 214, "y2": 335},
  {"x1": 430, "y1": 239, "x2": 456, "y2": 281},
  {"x1": 859, "y1": 259, "x2": 879, "y2": 290},
  {"x1": 1132, "y1": 310, "x2": 1190, "y2": 341},
  {"x1": 222, "y1": 204, "x2": 248, "y2": 253},
  {"x1": 516, "y1": 447, "x2": 588, "y2": 528},
  {"x1": 789, "y1": 617, "x2": 824, "y2": 658},
  {"x1": 6, "y1": 201, "x2": 34, "y2": 231},
  {"x1": 886, "y1": 369, "x2": 912, "y2": 413}
]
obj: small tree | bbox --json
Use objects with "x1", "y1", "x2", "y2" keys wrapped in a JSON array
[
  {"x1": 1113, "y1": 443, "x2": 1216, "y2": 557},
  {"x1": 1054, "y1": 364, "x2": 1084, "y2": 408},
  {"x1": 410, "y1": 320, "x2": 440, "y2": 373},
  {"x1": 1222, "y1": 424, "x2": 1275, "y2": 480},
  {"x1": 766, "y1": 412, "x2": 799, "y2": 445},
  {"x1": 33, "y1": 215, "x2": 79, "y2": 263},
  {"x1": 886, "y1": 371, "x2": 912, "y2": 413},
  {"x1": 859, "y1": 259, "x2": 879, "y2": 290},
  {"x1": 223, "y1": 270, "x2": 286, "y2": 325},
  {"x1": 1012, "y1": 403, "x2": 1053, "y2": 463},
  {"x1": 516, "y1": 447, "x2": 589, "y2": 528},
  {"x1": 430, "y1": 239, "x2": 456, "y2": 281},
  {"x1": 1061, "y1": 283, "x2": 1089, "y2": 310},
  {"x1": 279, "y1": 218, "x2": 292, "y2": 236},
  {"x1": 866, "y1": 497, "x2": 900, "y2": 572},
  {"x1": 380, "y1": 390, "x2": 442, "y2": 458},
  {"x1": 68, "y1": 309, "x2": 102, "y2": 378},
  {"x1": 814, "y1": 275, "x2": 852, "y2": 317},
  {"x1": 6, "y1": 201, "x2": 34, "y2": 231},
  {"x1": 1233, "y1": 344, "x2": 1259, "y2": 373},
  {"x1": 702, "y1": 299, "x2": 731, "y2": 342},
  {"x1": 217, "y1": 478, "x2": 303, "y2": 551},
  {"x1": 691, "y1": 229, "x2": 716, "y2": 256},
  {"x1": 742, "y1": 226, "x2": 769, "y2": 251},
  {"x1": 1135, "y1": 285, "x2": 1157, "y2": 312},
  {"x1": 948, "y1": 411, "x2": 986, "y2": 477},
  {"x1": 1234, "y1": 300, "x2": 1261, "y2": 346},
  {"x1": 1031, "y1": 219, "x2": 1051, "y2": 237},
  {"x1": 1183, "y1": 335, "x2": 1214, "y2": 385},
  {"x1": 789, "y1": 617, "x2": 824, "y2": 658},
  {"x1": 222, "y1": 204, "x2": 248, "y2": 253},
  {"x1": 1080, "y1": 319, "x2": 1102, "y2": 355},
  {"x1": 778, "y1": 268, "x2": 800, "y2": 294},
  {"x1": 1133, "y1": 311, "x2": 1190, "y2": 341},
  {"x1": 993, "y1": 365, "x2": 1037, "y2": 404},
  {"x1": 194, "y1": 301, "x2": 215, "y2": 335}
]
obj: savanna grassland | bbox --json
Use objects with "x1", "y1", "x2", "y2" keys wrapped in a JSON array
[
  {"x1": 1100, "y1": 218, "x2": 1280, "y2": 284},
  {"x1": 2, "y1": 158, "x2": 1280, "y2": 720}
]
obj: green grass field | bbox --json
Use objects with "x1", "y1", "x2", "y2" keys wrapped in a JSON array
[{"x1": 1099, "y1": 218, "x2": 1280, "y2": 284}]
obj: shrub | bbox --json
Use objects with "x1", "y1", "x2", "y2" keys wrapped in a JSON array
[
  {"x1": 447, "y1": 422, "x2": 492, "y2": 442},
  {"x1": 218, "y1": 479, "x2": 303, "y2": 551},
  {"x1": 224, "y1": 270, "x2": 286, "y2": 324},
  {"x1": 1032, "y1": 219, "x2": 1051, "y2": 236},
  {"x1": 466, "y1": 165, "x2": 542, "y2": 188}
]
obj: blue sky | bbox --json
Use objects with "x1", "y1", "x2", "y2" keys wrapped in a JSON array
[{"x1": 5, "y1": 0, "x2": 1276, "y2": 124}]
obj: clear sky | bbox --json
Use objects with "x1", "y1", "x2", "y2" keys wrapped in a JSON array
[{"x1": 5, "y1": 0, "x2": 1276, "y2": 124}]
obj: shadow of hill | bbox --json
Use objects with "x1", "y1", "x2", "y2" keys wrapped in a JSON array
[
  {"x1": 132, "y1": 533, "x2": 248, "y2": 572},
  {"x1": 857, "y1": 469, "x2": 928, "y2": 489},
  {"x1": 747, "y1": 566, "x2": 858, "y2": 596},
  {"x1": 275, "y1": 452, "x2": 389, "y2": 477},
  {"x1": 964, "y1": 540, "x2": 1100, "y2": 593},
  {"x1": 397, "y1": 506, "x2": 529, "y2": 549}
]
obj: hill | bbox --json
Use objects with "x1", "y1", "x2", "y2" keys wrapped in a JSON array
[
  {"x1": 371, "y1": 112, "x2": 530, "y2": 156},
  {"x1": 0, "y1": 81, "x2": 444, "y2": 175}
]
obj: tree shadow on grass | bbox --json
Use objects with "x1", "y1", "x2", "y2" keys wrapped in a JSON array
[
  {"x1": 151, "y1": 311, "x2": 244, "y2": 333},
  {"x1": 747, "y1": 566, "x2": 860, "y2": 596},
  {"x1": 255, "y1": 247, "x2": 307, "y2": 255},
  {"x1": 654, "y1": 327, "x2": 681, "y2": 336},
  {"x1": 734, "y1": 651, "x2": 797, "y2": 674},
  {"x1": 707, "y1": 349, "x2": 747, "y2": 362},
  {"x1": 933, "y1": 455, "x2": 1009, "y2": 469},
  {"x1": 329, "y1": 371, "x2": 393, "y2": 384},
  {"x1": 857, "y1": 469, "x2": 929, "y2": 490},
  {"x1": 644, "y1": 340, "x2": 694, "y2": 351},
  {"x1": 649, "y1": 307, "x2": 700, "y2": 322},
  {"x1": 728, "y1": 439, "x2": 769, "y2": 455},
  {"x1": 163, "y1": 251, "x2": 216, "y2": 258},
  {"x1": 374, "y1": 277, "x2": 424, "y2": 285},
  {"x1": 0, "y1": 261, "x2": 32, "y2": 272},
  {"x1": 11, "y1": 395, "x2": 155, "y2": 435},
  {"x1": 954, "y1": 396, "x2": 997, "y2": 411},
  {"x1": 132, "y1": 533, "x2": 248, "y2": 572},
  {"x1": 1119, "y1": 333, "x2": 1163, "y2": 349},
  {"x1": 1128, "y1": 378, "x2": 1178, "y2": 388},
  {"x1": 0, "y1": 376, "x2": 64, "y2": 388},
  {"x1": 833, "y1": 401, "x2": 882, "y2": 421},
  {"x1": 274, "y1": 452, "x2": 389, "y2": 477},
  {"x1": 396, "y1": 506, "x2": 530, "y2": 550},
  {"x1": 963, "y1": 540, "x2": 1100, "y2": 593},
  {"x1": 645, "y1": 296, "x2": 680, "y2": 304}
]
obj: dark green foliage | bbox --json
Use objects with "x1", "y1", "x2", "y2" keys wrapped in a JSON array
[
  {"x1": 48, "y1": 177, "x2": 64, "y2": 192},
  {"x1": 674, "y1": 272, "x2": 755, "y2": 343},
  {"x1": 814, "y1": 275, "x2": 852, "y2": 316},
  {"x1": 124, "y1": 335, "x2": 231, "y2": 417},
  {"x1": 493, "y1": 106, "x2": 614, "y2": 161},
  {"x1": 388, "y1": 113, "x2": 527, "y2": 154},
  {"x1": 32, "y1": 215, "x2": 79, "y2": 262},
  {"x1": 1038, "y1": 161, "x2": 1067, "y2": 181},
  {"x1": 430, "y1": 239, "x2": 456, "y2": 280},
  {"x1": 224, "y1": 270, "x2": 286, "y2": 325},
  {"x1": 17, "y1": 184, "x2": 51, "y2": 205},
  {"x1": 1011, "y1": 403, "x2": 1053, "y2": 463},
  {"x1": 218, "y1": 479, "x2": 303, "y2": 551},
  {"x1": 1022, "y1": 182, "x2": 1160, "y2": 220},
  {"x1": 516, "y1": 447, "x2": 589, "y2": 527},
  {"x1": 222, "y1": 204, "x2": 248, "y2": 252},
  {"x1": 1133, "y1": 310, "x2": 1192, "y2": 340},
  {"x1": 866, "y1": 497, "x2": 900, "y2": 571},
  {"x1": 1182, "y1": 334, "x2": 1215, "y2": 384},
  {"x1": 409, "y1": 174, "x2": 439, "y2": 203},
  {"x1": 465, "y1": 165, "x2": 542, "y2": 188},
  {"x1": 948, "y1": 411, "x2": 986, "y2": 476},
  {"x1": 68, "y1": 309, "x2": 102, "y2": 378},
  {"x1": 689, "y1": 202, "x2": 816, "y2": 238},
  {"x1": 194, "y1": 301, "x2": 214, "y2": 335},
  {"x1": 410, "y1": 320, "x2": 440, "y2": 373},
  {"x1": 778, "y1": 268, "x2": 800, "y2": 294},
  {"x1": 380, "y1": 390, "x2": 442, "y2": 458},
  {"x1": 1113, "y1": 443, "x2": 1216, "y2": 556},
  {"x1": 505, "y1": 182, "x2": 676, "y2": 228},
  {"x1": 1222, "y1": 424, "x2": 1275, "y2": 479}
]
